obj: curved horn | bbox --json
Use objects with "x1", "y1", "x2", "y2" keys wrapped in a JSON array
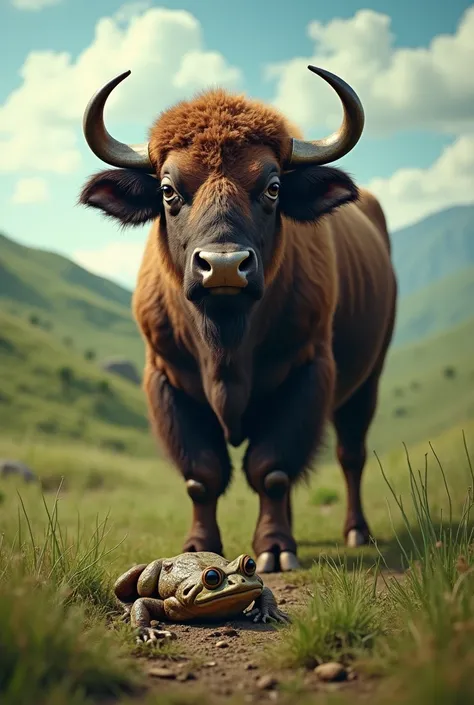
[
  {"x1": 82, "y1": 70, "x2": 153, "y2": 171},
  {"x1": 287, "y1": 65, "x2": 365, "y2": 166}
]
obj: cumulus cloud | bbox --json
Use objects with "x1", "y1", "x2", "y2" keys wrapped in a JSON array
[
  {"x1": 11, "y1": 0, "x2": 62, "y2": 10},
  {"x1": 11, "y1": 177, "x2": 50, "y2": 204},
  {"x1": 365, "y1": 135, "x2": 474, "y2": 230},
  {"x1": 266, "y1": 6, "x2": 474, "y2": 135},
  {"x1": 72, "y1": 241, "x2": 144, "y2": 286},
  {"x1": 0, "y1": 6, "x2": 242, "y2": 174}
]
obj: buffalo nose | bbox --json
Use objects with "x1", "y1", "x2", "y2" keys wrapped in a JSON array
[{"x1": 192, "y1": 249, "x2": 257, "y2": 289}]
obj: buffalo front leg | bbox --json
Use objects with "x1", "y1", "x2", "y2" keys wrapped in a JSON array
[
  {"x1": 243, "y1": 355, "x2": 335, "y2": 573},
  {"x1": 145, "y1": 366, "x2": 232, "y2": 555}
]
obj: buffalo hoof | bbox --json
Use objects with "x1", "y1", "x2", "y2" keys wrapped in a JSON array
[
  {"x1": 279, "y1": 551, "x2": 300, "y2": 571},
  {"x1": 346, "y1": 528, "x2": 367, "y2": 548},
  {"x1": 256, "y1": 550, "x2": 300, "y2": 574}
]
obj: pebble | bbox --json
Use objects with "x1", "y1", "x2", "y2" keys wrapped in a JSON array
[
  {"x1": 204, "y1": 661, "x2": 217, "y2": 667},
  {"x1": 256, "y1": 675, "x2": 278, "y2": 690},
  {"x1": 245, "y1": 662, "x2": 258, "y2": 670},
  {"x1": 177, "y1": 671, "x2": 196, "y2": 682},
  {"x1": 222, "y1": 626, "x2": 239, "y2": 637},
  {"x1": 210, "y1": 630, "x2": 222, "y2": 637},
  {"x1": 216, "y1": 640, "x2": 229, "y2": 648},
  {"x1": 314, "y1": 662, "x2": 347, "y2": 682},
  {"x1": 148, "y1": 667, "x2": 176, "y2": 679}
]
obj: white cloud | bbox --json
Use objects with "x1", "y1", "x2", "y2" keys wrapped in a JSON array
[
  {"x1": 72, "y1": 241, "x2": 144, "y2": 286},
  {"x1": 11, "y1": 0, "x2": 62, "y2": 10},
  {"x1": 11, "y1": 177, "x2": 50, "y2": 204},
  {"x1": 365, "y1": 135, "x2": 474, "y2": 230},
  {"x1": 266, "y1": 6, "x2": 474, "y2": 136},
  {"x1": 0, "y1": 6, "x2": 242, "y2": 174}
]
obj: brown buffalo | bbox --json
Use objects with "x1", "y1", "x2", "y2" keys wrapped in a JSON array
[{"x1": 79, "y1": 66, "x2": 397, "y2": 573}]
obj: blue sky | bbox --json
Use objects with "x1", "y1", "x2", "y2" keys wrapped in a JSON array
[{"x1": 2, "y1": 0, "x2": 473, "y2": 289}]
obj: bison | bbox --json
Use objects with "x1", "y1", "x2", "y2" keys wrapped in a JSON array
[{"x1": 79, "y1": 65, "x2": 397, "y2": 573}]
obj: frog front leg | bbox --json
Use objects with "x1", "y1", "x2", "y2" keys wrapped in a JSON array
[
  {"x1": 130, "y1": 597, "x2": 176, "y2": 644},
  {"x1": 245, "y1": 586, "x2": 291, "y2": 624}
]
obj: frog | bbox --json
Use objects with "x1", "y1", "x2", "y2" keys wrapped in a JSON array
[{"x1": 114, "y1": 551, "x2": 291, "y2": 642}]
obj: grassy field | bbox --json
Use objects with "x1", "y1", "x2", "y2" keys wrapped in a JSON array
[{"x1": 0, "y1": 412, "x2": 473, "y2": 704}]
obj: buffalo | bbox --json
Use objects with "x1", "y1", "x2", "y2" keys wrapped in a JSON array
[{"x1": 79, "y1": 65, "x2": 397, "y2": 573}]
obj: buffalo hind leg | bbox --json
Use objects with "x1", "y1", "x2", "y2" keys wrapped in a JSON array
[
  {"x1": 243, "y1": 355, "x2": 335, "y2": 573},
  {"x1": 333, "y1": 370, "x2": 382, "y2": 548},
  {"x1": 145, "y1": 367, "x2": 232, "y2": 555}
]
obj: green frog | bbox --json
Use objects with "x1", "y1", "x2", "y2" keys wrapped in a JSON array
[{"x1": 114, "y1": 551, "x2": 290, "y2": 642}]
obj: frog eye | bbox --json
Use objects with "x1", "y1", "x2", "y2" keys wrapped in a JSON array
[
  {"x1": 202, "y1": 567, "x2": 224, "y2": 589},
  {"x1": 240, "y1": 555, "x2": 257, "y2": 576}
]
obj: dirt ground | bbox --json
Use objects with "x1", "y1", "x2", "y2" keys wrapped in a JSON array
[{"x1": 132, "y1": 572, "x2": 380, "y2": 703}]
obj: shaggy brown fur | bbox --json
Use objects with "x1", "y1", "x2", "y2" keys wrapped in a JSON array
[{"x1": 80, "y1": 88, "x2": 397, "y2": 571}]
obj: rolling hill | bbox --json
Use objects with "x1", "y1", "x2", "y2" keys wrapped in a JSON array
[
  {"x1": 392, "y1": 264, "x2": 474, "y2": 346},
  {"x1": 0, "y1": 232, "x2": 144, "y2": 370},
  {"x1": 0, "y1": 308, "x2": 155, "y2": 457},
  {"x1": 391, "y1": 203, "x2": 474, "y2": 298}
]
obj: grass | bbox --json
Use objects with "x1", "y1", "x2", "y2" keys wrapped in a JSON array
[
  {"x1": 0, "y1": 418, "x2": 473, "y2": 704},
  {"x1": 267, "y1": 432, "x2": 474, "y2": 704}
]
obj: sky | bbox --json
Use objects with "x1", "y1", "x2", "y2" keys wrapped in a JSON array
[{"x1": 1, "y1": 0, "x2": 474, "y2": 290}]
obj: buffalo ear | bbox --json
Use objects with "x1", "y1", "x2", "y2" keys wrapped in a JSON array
[
  {"x1": 79, "y1": 169, "x2": 162, "y2": 226},
  {"x1": 279, "y1": 165, "x2": 359, "y2": 223}
]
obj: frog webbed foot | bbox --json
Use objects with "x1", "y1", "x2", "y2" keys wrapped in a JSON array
[
  {"x1": 134, "y1": 626, "x2": 177, "y2": 645},
  {"x1": 245, "y1": 586, "x2": 291, "y2": 625}
]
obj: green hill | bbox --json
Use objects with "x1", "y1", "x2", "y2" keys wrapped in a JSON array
[
  {"x1": 393, "y1": 265, "x2": 474, "y2": 346},
  {"x1": 0, "y1": 232, "x2": 144, "y2": 369},
  {"x1": 0, "y1": 309, "x2": 155, "y2": 457},
  {"x1": 391, "y1": 204, "x2": 474, "y2": 298},
  {"x1": 370, "y1": 315, "x2": 474, "y2": 452}
]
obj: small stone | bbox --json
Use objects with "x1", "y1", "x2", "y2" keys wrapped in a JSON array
[
  {"x1": 256, "y1": 675, "x2": 278, "y2": 690},
  {"x1": 148, "y1": 667, "x2": 176, "y2": 679},
  {"x1": 245, "y1": 662, "x2": 257, "y2": 670},
  {"x1": 210, "y1": 630, "x2": 222, "y2": 637},
  {"x1": 216, "y1": 640, "x2": 229, "y2": 648},
  {"x1": 177, "y1": 671, "x2": 196, "y2": 682},
  {"x1": 314, "y1": 662, "x2": 347, "y2": 682},
  {"x1": 222, "y1": 626, "x2": 239, "y2": 637},
  {"x1": 204, "y1": 661, "x2": 217, "y2": 667}
]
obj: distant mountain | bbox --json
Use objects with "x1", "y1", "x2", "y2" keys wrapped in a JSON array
[
  {"x1": 391, "y1": 204, "x2": 474, "y2": 298},
  {"x1": 393, "y1": 265, "x2": 474, "y2": 346},
  {"x1": 0, "y1": 232, "x2": 144, "y2": 369}
]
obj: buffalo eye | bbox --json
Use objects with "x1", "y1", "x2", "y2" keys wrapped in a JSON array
[
  {"x1": 160, "y1": 177, "x2": 179, "y2": 203},
  {"x1": 264, "y1": 179, "x2": 280, "y2": 201}
]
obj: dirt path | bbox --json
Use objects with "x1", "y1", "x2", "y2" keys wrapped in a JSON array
[{"x1": 132, "y1": 572, "x2": 380, "y2": 703}]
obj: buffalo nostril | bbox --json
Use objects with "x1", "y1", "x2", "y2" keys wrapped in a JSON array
[
  {"x1": 193, "y1": 252, "x2": 212, "y2": 273},
  {"x1": 238, "y1": 251, "x2": 255, "y2": 275}
]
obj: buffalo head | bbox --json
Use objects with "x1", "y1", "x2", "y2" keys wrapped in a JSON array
[{"x1": 79, "y1": 67, "x2": 364, "y2": 351}]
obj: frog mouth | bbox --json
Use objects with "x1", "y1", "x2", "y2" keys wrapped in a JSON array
[{"x1": 195, "y1": 585, "x2": 262, "y2": 605}]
